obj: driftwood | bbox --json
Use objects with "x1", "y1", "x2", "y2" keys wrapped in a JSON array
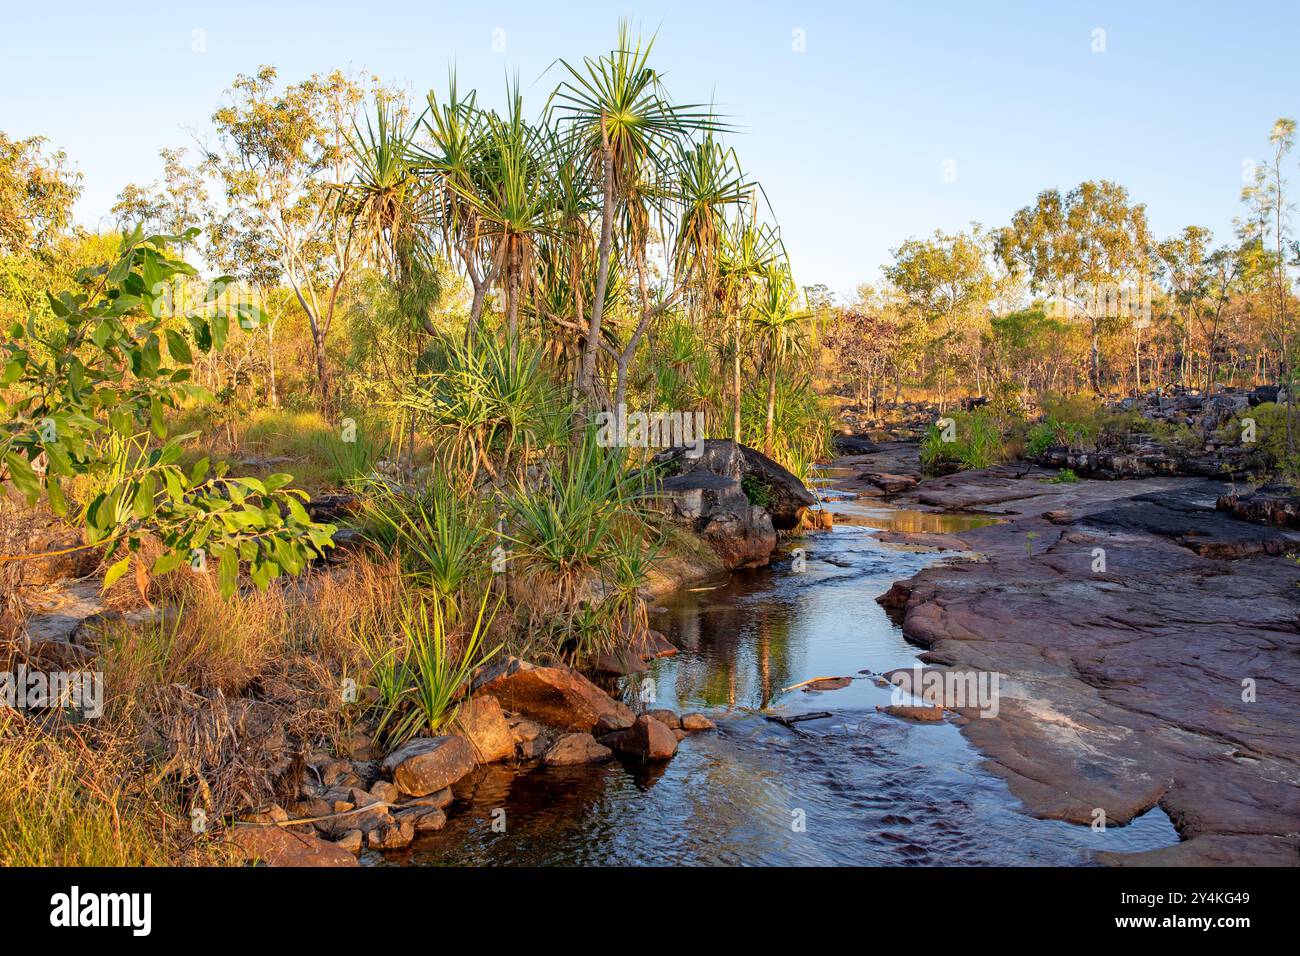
[
  {"x1": 762, "y1": 711, "x2": 834, "y2": 738},
  {"x1": 783, "y1": 675, "x2": 855, "y2": 693}
]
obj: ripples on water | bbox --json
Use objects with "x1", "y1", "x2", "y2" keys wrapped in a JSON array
[{"x1": 397, "y1": 473, "x2": 1178, "y2": 866}]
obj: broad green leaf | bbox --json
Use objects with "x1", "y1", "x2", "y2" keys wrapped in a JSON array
[
  {"x1": 103, "y1": 556, "x2": 131, "y2": 589},
  {"x1": 164, "y1": 328, "x2": 192, "y2": 365}
]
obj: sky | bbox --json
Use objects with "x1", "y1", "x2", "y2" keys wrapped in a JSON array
[{"x1": 2, "y1": 0, "x2": 1297, "y2": 300}]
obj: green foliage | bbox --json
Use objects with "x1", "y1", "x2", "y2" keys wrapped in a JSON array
[
  {"x1": 1047, "y1": 468, "x2": 1079, "y2": 483},
  {"x1": 365, "y1": 591, "x2": 501, "y2": 745},
  {"x1": 504, "y1": 432, "x2": 652, "y2": 660},
  {"x1": 920, "y1": 409, "x2": 1005, "y2": 472},
  {"x1": 1220, "y1": 402, "x2": 1300, "y2": 477},
  {"x1": 740, "y1": 370, "x2": 832, "y2": 482},
  {"x1": 741, "y1": 474, "x2": 776, "y2": 508},
  {"x1": 396, "y1": 333, "x2": 569, "y2": 483},
  {"x1": 0, "y1": 228, "x2": 333, "y2": 596},
  {"x1": 360, "y1": 476, "x2": 494, "y2": 604}
]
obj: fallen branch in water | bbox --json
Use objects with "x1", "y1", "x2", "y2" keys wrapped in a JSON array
[
  {"x1": 781, "y1": 676, "x2": 853, "y2": 693},
  {"x1": 763, "y1": 711, "x2": 834, "y2": 738}
]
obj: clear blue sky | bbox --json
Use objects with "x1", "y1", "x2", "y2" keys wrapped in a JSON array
[{"x1": 3, "y1": 0, "x2": 1296, "y2": 299}]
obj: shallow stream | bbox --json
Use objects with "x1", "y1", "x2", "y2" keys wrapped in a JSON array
[{"x1": 394, "y1": 465, "x2": 1179, "y2": 866}]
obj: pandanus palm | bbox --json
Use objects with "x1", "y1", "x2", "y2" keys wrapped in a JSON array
[
  {"x1": 671, "y1": 134, "x2": 750, "y2": 292},
  {"x1": 718, "y1": 220, "x2": 785, "y2": 440},
  {"x1": 471, "y1": 84, "x2": 558, "y2": 355},
  {"x1": 552, "y1": 22, "x2": 725, "y2": 403},
  {"x1": 749, "y1": 264, "x2": 809, "y2": 455},
  {"x1": 415, "y1": 76, "x2": 499, "y2": 335},
  {"x1": 338, "y1": 94, "x2": 423, "y2": 272}
]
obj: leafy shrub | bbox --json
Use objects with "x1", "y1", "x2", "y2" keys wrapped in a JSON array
[
  {"x1": 921, "y1": 409, "x2": 1005, "y2": 472},
  {"x1": 0, "y1": 228, "x2": 333, "y2": 597}
]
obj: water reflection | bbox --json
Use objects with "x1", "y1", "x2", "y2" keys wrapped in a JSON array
[{"x1": 400, "y1": 480, "x2": 1179, "y2": 866}]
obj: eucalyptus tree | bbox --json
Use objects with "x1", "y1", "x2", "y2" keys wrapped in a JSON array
[
  {"x1": 1157, "y1": 226, "x2": 1245, "y2": 393},
  {"x1": 996, "y1": 180, "x2": 1152, "y2": 394},
  {"x1": 886, "y1": 228, "x2": 993, "y2": 407},
  {"x1": 1265, "y1": 118, "x2": 1295, "y2": 448},
  {"x1": 553, "y1": 23, "x2": 723, "y2": 403},
  {"x1": 111, "y1": 147, "x2": 211, "y2": 256},
  {"x1": 0, "y1": 132, "x2": 83, "y2": 323},
  {"x1": 205, "y1": 66, "x2": 369, "y2": 411}
]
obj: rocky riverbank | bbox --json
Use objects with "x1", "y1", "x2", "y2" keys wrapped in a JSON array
[{"x1": 837, "y1": 441, "x2": 1300, "y2": 866}]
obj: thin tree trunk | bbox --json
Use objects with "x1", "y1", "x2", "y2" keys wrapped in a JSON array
[
  {"x1": 731, "y1": 314, "x2": 742, "y2": 443},
  {"x1": 580, "y1": 138, "x2": 616, "y2": 404},
  {"x1": 765, "y1": 359, "x2": 777, "y2": 454}
]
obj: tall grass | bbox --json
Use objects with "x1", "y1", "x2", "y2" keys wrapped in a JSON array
[{"x1": 0, "y1": 711, "x2": 230, "y2": 866}]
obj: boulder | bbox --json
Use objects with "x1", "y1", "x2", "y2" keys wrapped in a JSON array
[
  {"x1": 368, "y1": 781, "x2": 399, "y2": 803},
  {"x1": 475, "y1": 658, "x2": 635, "y2": 733},
  {"x1": 452, "y1": 695, "x2": 516, "y2": 763},
  {"x1": 231, "y1": 825, "x2": 359, "y2": 867},
  {"x1": 507, "y1": 717, "x2": 541, "y2": 744},
  {"x1": 333, "y1": 830, "x2": 363, "y2": 854},
  {"x1": 654, "y1": 471, "x2": 776, "y2": 569},
  {"x1": 543, "y1": 733, "x2": 613, "y2": 766},
  {"x1": 366, "y1": 816, "x2": 415, "y2": 850},
  {"x1": 647, "y1": 708, "x2": 680, "y2": 730},
  {"x1": 1217, "y1": 485, "x2": 1300, "y2": 529},
  {"x1": 680, "y1": 712, "x2": 715, "y2": 732},
  {"x1": 591, "y1": 647, "x2": 650, "y2": 675},
  {"x1": 652, "y1": 439, "x2": 815, "y2": 531},
  {"x1": 607, "y1": 714, "x2": 678, "y2": 761},
  {"x1": 396, "y1": 806, "x2": 447, "y2": 832},
  {"x1": 381, "y1": 736, "x2": 476, "y2": 797}
]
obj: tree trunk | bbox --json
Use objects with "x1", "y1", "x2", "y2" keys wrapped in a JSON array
[
  {"x1": 312, "y1": 326, "x2": 332, "y2": 414},
  {"x1": 580, "y1": 140, "x2": 616, "y2": 404},
  {"x1": 764, "y1": 360, "x2": 777, "y2": 455},
  {"x1": 731, "y1": 314, "x2": 742, "y2": 443}
]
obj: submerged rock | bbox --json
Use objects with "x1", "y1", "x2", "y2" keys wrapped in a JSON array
[
  {"x1": 543, "y1": 733, "x2": 613, "y2": 766},
  {"x1": 647, "y1": 708, "x2": 680, "y2": 730},
  {"x1": 876, "y1": 704, "x2": 945, "y2": 722},
  {"x1": 606, "y1": 714, "x2": 679, "y2": 761},
  {"x1": 680, "y1": 713, "x2": 715, "y2": 732}
]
